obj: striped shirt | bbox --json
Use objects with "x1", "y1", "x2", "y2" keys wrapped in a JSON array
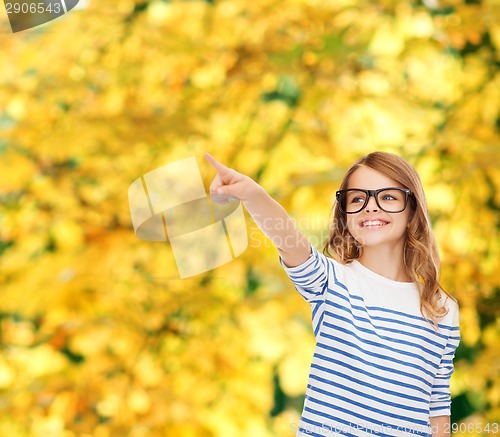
[{"x1": 280, "y1": 245, "x2": 460, "y2": 437}]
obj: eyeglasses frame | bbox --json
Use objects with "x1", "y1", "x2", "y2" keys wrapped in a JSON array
[{"x1": 335, "y1": 187, "x2": 413, "y2": 214}]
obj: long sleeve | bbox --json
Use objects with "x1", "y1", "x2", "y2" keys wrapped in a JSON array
[
  {"x1": 429, "y1": 301, "x2": 461, "y2": 417},
  {"x1": 279, "y1": 244, "x2": 329, "y2": 303}
]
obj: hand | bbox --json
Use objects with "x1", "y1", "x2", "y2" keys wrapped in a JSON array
[
  {"x1": 205, "y1": 152, "x2": 311, "y2": 266},
  {"x1": 204, "y1": 153, "x2": 260, "y2": 204}
]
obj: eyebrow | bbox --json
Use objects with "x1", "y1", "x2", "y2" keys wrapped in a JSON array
[{"x1": 344, "y1": 187, "x2": 407, "y2": 190}]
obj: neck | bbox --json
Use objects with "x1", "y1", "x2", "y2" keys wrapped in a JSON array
[{"x1": 358, "y1": 245, "x2": 410, "y2": 282}]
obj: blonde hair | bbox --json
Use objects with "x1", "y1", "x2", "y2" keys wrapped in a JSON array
[{"x1": 323, "y1": 151, "x2": 454, "y2": 331}]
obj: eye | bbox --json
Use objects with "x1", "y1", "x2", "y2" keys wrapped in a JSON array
[
  {"x1": 349, "y1": 195, "x2": 366, "y2": 204},
  {"x1": 381, "y1": 194, "x2": 396, "y2": 201},
  {"x1": 380, "y1": 189, "x2": 402, "y2": 201}
]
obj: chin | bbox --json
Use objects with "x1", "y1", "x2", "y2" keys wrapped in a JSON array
[
  {"x1": 353, "y1": 235, "x2": 400, "y2": 248},
  {"x1": 355, "y1": 239, "x2": 384, "y2": 248}
]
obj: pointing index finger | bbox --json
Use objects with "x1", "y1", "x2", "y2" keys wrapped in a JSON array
[{"x1": 204, "y1": 152, "x2": 229, "y2": 174}]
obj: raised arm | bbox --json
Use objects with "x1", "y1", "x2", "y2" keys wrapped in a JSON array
[{"x1": 204, "y1": 153, "x2": 311, "y2": 267}]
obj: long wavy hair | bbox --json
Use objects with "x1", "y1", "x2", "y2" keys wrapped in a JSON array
[{"x1": 323, "y1": 152, "x2": 454, "y2": 331}]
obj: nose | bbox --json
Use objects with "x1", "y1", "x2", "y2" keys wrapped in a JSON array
[{"x1": 364, "y1": 194, "x2": 379, "y2": 212}]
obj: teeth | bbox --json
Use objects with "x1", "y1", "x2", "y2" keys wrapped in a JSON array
[{"x1": 362, "y1": 220, "x2": 386, "y2": 227}]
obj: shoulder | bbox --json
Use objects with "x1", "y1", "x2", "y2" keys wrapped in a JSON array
[
  {"x1": 308, "y1": 246, "x2": 351, "y2": 284},
  {"x1": 280, "y1": 244, "x2": 340, "y2": 277},
  {"x1": 310, "y1": 244, "x2": 346, "y2": 268},
  {"x1": 440, "y1": 291, "x2": 459, "y2": 313},
  {"x1": 438, "y1": 291, "x2": 460, "y2": 327}
]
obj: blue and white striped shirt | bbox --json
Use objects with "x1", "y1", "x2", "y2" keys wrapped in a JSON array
[{"x1": 280, "y1": 245, "x2": 460, "y2": 437}]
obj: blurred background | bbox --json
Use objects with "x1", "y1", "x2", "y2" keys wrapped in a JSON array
[{"x1": 0, "y1": 0, "x2": 499, "y2": 436}]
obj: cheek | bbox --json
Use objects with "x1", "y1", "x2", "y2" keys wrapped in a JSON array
[
  {"x1": 346, "y1": 216, "x2": 359, "y2": 236},
  {"x1": 399, "y1": 211, "x2": 411, "y2": 229},
  {"x1": 392, "y1": 216, "x2": 410, "y2": 236}
]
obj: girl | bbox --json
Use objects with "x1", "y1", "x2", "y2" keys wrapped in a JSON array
[{"x1": 204, "y1": 151, "x2": 460, "y2": 437}]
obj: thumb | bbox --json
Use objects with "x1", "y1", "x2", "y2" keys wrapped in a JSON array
[
  {"x1": 211, "y1": 184, "x2": 235, "y2": 196},
  {"x1": 210, "y1": 184, "x2": 240, "y2": 203}
]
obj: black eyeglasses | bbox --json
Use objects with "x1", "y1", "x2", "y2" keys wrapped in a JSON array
[{"x1": 336, "y1": 188, "x2": 413, "y2": 214}]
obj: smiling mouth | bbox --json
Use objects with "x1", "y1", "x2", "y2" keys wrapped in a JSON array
[{"x1": 360, "y1": 220, "x2": 389, "y2": 228}]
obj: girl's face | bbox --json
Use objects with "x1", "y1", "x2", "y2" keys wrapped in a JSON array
[{"x1": 345, "y1": 166, "x2": 411, "y2": 251}]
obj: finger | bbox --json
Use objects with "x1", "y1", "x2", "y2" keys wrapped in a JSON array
[
  {"x1": 209, "y1": 193, "x2": 239, "y2": 204},
  {"x1": 209, "y1": 174, "x2": 222, "y2": 193},
  {"x1": 209, "y1": 194, "x2": 229, "y2": 204},
  {"x1": 204, "y1": 152, "x2": 230, "y2": 175},
  {"x1": 209, "y1": 184, "x2": 240, "y2": 200}
]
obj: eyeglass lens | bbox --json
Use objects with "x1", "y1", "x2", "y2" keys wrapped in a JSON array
[{"x1": 340, "y1": 189, "x2": 407, "y2": 213}]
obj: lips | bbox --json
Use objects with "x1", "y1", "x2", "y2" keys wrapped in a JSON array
[{"x1": 360, "y1": 219, "x2": 389, "y2": 228}]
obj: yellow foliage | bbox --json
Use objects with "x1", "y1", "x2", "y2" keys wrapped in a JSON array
[{"x1": 0, "y1": 150, "x2": 37, "y2": 192}]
